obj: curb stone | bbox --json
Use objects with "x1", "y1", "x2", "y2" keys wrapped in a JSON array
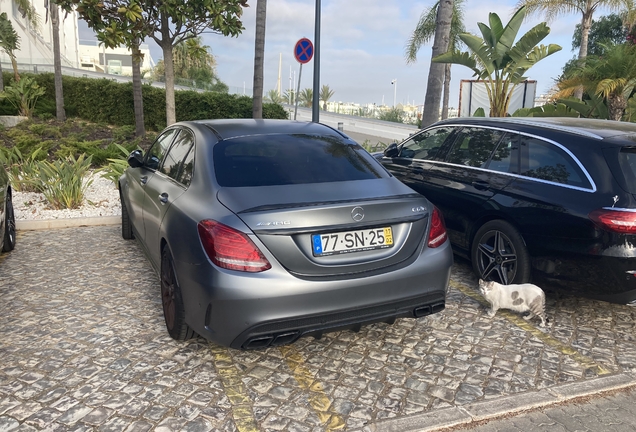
[
  {"x1": 361, "y1": 373, "x2": 636, "y2": 431},
  {"x1": 16, "y1": 216, "x2": 121, "y2": 230}
]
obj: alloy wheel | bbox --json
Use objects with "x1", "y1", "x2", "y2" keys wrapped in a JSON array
[
  {"x1": 161, "y1": 252, "x2": 176, "y2": 331},
  {"x1": 475, "y1": 229, "x2": 518, "y2": 285}
]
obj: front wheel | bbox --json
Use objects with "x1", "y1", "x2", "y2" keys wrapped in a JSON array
[
  {"x1": 2, "y1": 190, "x2": 16, "y2": 252},
  {"x1": 160, "y1": 247, "x2": 195, "y2": 341},
  {"x1": 471, "y1": 220, "x2": 530, "y2": 285}
]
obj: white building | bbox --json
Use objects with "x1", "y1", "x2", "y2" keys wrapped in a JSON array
[{"x1": 0, "y1": 0, "x2": 153, "y2": 77}]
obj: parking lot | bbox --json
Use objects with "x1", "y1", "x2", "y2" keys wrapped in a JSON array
[{"x1": 2, "y1": 225, "x2": 636, "y2": 431}]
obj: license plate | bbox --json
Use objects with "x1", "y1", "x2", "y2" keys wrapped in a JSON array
[{"x1": 312, "y1": 227, "x2": 394, "y2": 256}]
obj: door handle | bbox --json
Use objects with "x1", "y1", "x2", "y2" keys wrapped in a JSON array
[
  {"x1": 140, "y1": 175, "x2": 148, "y2": 185},
  {"x1": 158, "y1": 193, "x2": 168, "y2": 204},
  {"x1": 472, "y1": 180, "x2": 490, "y2": 191},
  {"x1": 412, "y1": 167, "x2": 425, "y2": 175}
]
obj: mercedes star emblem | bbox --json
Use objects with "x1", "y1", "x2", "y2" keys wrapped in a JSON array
[{"x1": 351, "y1": 206, "x2": 365, "y2": 222}]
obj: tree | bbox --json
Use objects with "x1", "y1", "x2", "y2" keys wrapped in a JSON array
[
  {"x1": 406, "y1": 0, "x2": 465, "y2": 120},
  {"x1": 421, "y1": 0, "x2": 454, "y2": 127},
  {"x1": 573, "y1": 13, "x2": 628, "y2": 55},
  {"x1": 554, "y1": 43, "x2": 636, "y2": 120},
  {"x1": 319, "y1": 85, "x2": 334, "y2": 111},
  {"x1": 48, "y1": 2, "x2": 66, "y2": 121},
  {"x1": 252, "y1": 0, "x2": 266, "y2": 119},
  {"x1": 433, "y1": 7, "x2": 562, "y2": 117},
  {"x1": 516, "y1": 0, "x2": 633, "y2": 99},
  {"x1": 58, "y1": 0, "x2": 149, "y2": 136},
  {"x1": 0, "y1": 13, "x2": 20, "y2": 88},
  {"x1": 264, "y1": 89, "x2": 282, "y2": 104},
  {"x1": 153, "y1": 36, "x2": 227, "y2": 91},
  {"x1": 298, "y1": 88, "x2": 313, "y2": 107},
  {"x1": 61, "y1": 0, "x2": 247, "y2": 128}
]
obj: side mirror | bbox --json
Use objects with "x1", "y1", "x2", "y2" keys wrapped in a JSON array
[
  {"x1": 383, "y1": 143, "x2": 399, "y2": 158},
  {"x1": 127, "y1": 149, "x2": 144, "y2": 168}
]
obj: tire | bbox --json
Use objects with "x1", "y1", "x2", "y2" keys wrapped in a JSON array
[
  {"x1": 471, "y1": 220, "x2": 531, "y2": 285},
  {"x1": 2, "y1": 189, "x2": 16, "y2": 252},
  {"x1": 121, "y1": 193, "x2": 134, "y2": 240},
  {"x1": 160, "y1": 247, "x2": 195, "y2": 341}
]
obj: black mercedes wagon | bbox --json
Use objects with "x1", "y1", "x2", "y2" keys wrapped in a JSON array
[{"x1": 377, "y1": 117, "x2": 636, "y2": 304}]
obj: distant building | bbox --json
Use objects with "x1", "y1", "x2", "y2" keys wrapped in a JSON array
[{"x1": 0, "y1": 0, "x2": 153, "y2": 77}]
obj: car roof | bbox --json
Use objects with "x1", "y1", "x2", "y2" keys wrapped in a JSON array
[
  {"x1": 183, "y1": 119, "x2": 345, "y2": 141},
  {"x1": 434, "y1": 117, "x2": 636, "y2": 141}
]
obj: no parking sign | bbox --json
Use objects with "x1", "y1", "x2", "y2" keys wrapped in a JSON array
[{"x1": 294, "y1": 38, "x2": 314, "y2": 64}]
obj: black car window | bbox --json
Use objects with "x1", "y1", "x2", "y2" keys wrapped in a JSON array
[
  {"x1": 160, "y1": 131, "x2": 194, "y2": 183},
  {"x1": 179, "y1": 145, "x2": 195, "y2": 187},
  {"x1": 486, "y1": 133, "x2": 519, "y2": 174},
  {"x1": 214, "y1": 133, "x2": 389, "y2": 187},
  {"x1": 446, "y1": 127, "x2": 503, "y2": 168},
  {"x1": 398, "y1": 127, "x2": 453, "y2": 160},
  {"x1": 146, "y1": 129, "x2": 179, "y2": 170},
  {"x1": 518, "y1": 136, "x2": 590, "y2": 188}
]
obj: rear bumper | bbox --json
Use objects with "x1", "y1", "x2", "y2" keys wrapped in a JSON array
[{"x1": 174, "y1": 240, "x2": 453, "y2": 348}]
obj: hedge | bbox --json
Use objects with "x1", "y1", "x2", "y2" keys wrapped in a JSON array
[{"x1": 0, "y1": 72, "x2": 288, "y2": 130}]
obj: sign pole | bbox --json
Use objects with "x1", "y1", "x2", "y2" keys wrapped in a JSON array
[
  {"x1": 312, "y1": 0, "x2": 321, "y2": 123},
  {"x1": 294, "y1": 63, "x2": 303, "y2": 120},
  {"x1": 292, "y1": 38, "x2": 314, "y2": 121}
]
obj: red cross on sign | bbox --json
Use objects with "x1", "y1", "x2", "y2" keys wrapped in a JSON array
[{"x1": 294, "y1": 38, "x2": 314, "y2": 64}]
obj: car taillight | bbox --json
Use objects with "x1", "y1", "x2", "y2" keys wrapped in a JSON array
[
  {"x1": 428, "y1": 207, "x2": 448, "y2": 248},
  {"x1": 197, "y1": 220, "x2": 271, "y2": 272},
  {"x1": 589, "y1": 209, "x2": 636, "y2": 234}
]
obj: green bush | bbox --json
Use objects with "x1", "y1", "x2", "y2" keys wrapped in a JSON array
[
  {"x1": 0, "y1": 146, "x2": 45, "y2": 192},
  {"x1": 36, "y1": 154, "x2": 93, "y2": 210},
  {"x1": 99, "y1": 143, "x2": 138, "y2": 185},
  {"x1": 27, "y1": 73, "x2": 287, "y2": 130}
]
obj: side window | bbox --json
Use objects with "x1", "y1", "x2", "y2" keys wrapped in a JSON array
[
  {"x1": 519, "y1": 136, "x2": 590, "y2": 188},
  {"x1": 398, "y1": 127, "x2": 454, "y2": 160},
  {"x1": 446, "y1": 127, "x2": 503, "y2": 168},
  {"x1": 179, "y1": 144, "x2": 195, "y2": 187},
  {"x1": 486, "y1": 132, "x2": 519, "y2": 174},
  {"x1": 160, "y1": 131, "x2": 194, "y2": 184},
  {"x1": 146, "y1": 129, "x2": 178, "y2": 170}
]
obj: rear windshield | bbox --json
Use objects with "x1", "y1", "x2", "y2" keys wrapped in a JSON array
[
  {"x1": 617, "y1": 147, "x2": 636, "y2": 193},
  {"x1": 213, "y1": 133, "x2": 389, "y2": 187}
]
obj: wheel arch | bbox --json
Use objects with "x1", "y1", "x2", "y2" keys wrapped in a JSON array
[{"x1": 468, "y1": 212, "x2": 528, "y2": 258}]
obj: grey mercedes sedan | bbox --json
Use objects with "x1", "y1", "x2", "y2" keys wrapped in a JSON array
[{"x1": 119, "y1": 119, "x2": 453, "y2": 349}]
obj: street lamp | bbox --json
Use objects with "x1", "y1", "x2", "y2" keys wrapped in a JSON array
[{"x1": 391, "y1": 79, "x2": 397, "y2": 107}]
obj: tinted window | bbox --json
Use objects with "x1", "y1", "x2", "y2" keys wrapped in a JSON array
[
  {"x1": 615, "y1": 147, "x2": 636, "y2": 193},
  {"x1": 398, "y1": 127, "x2": 453, "y2": 160},
  {"x1": 180, "y1": 147, "x2": 195, "y2": 187},
  {"x1": 446, "y1": 127, "x2": 503, "y2": 168},
  {"x1": 214, "y1": 134, "x2": 389, "y2": 187},
  {"x1": 160, "y1": 131, "x2": 194, "y2": 182},
  {"x1": 146, "y1": 129, "x2": 178, "y2": 170},
  {"x1": 519, "y1": 136, "x2": 590, "y2": 188},
  {"x1": 487, "y1": 133, "x2": 519, "y2": 174}
]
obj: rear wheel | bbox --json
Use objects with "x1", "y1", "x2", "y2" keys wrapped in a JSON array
[
  {"x1": 471, "y1": 220, "x2": 530, "y2": 285},
  {"x1": 160, "y1": 247, "x2": 195, "y2": 341},
  {"x1": 121, "y1": 192, "x2": 134, "y2": 240},
  {"x1": 2, "y1": 189, "x2": 16, "y2": 252}
]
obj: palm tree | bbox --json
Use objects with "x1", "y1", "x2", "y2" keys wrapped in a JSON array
[
  {"x1": 252, "y1": 0, "x2": 267, "y2": 119},
  {"x1": 554, "y1": 43, "x2": 636, "y2": 120},
  {"x1": 298, "y1": 88, "x2": 313, "y2": 107},
  {"x1": 319, "y1": 85, "x2": 335, "y2": 111},
  {"x1": 406, "y1": 0, "x2": 465, "y2": 120},
  {"x1": 516, "y1": 0, "x2": 633, "y2": 99},
  {"x1": 264, "y1": 89, "x2": 283, "y2": 104},
  {"x1": 421, "y1": 0, "x2": 454, "y2": 127},
  {"x1": 433, "y1": 6, "x2": 562, "y2": 117},
  {"x1": 49, "y1": 1, "x2": 66, "y2": 121}
]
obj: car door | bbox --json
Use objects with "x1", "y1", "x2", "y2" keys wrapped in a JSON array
[
  {"x1": 424, "y1": 127, "x2": 514, "y2": 252},
  {"x1": 380, "y1": 126, "x2": 456, "y2": 186},
  {"x1": 142, "y1": 129, "x2": 195, "y2": 267},
  {"x1": 500, "y1": 133, "x2": 596, "y2": 257},
  {"x1": 125, "y1": 128, "x2": 179, "y2": 239}
]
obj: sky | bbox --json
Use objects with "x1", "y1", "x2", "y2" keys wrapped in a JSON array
[{"x1": 77, "y1": 0, "x2": 618, "y2": 108}]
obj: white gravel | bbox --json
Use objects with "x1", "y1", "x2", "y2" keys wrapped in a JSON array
[{"x1": 14, "y1": 171, "x2": 121, "y2": 220}]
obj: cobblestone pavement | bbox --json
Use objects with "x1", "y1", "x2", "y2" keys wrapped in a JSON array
[{"x1": 2, "y1": 226, "x2": 636, "y2": 431}]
